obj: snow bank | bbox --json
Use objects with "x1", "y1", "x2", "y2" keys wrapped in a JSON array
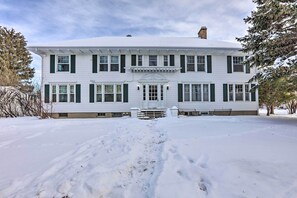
[{"x1": 0, "y1": 116, "x2": 296, "y2": 197}]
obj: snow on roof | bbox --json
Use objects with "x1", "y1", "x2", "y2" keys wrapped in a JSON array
[{"x1": 29, "y1": 37, "x2": 242, "y2": 49}]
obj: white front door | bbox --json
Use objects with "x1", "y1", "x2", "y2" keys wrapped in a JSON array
[{"x1": 142, "y1": 84, "x2": 165, "y2": 109}]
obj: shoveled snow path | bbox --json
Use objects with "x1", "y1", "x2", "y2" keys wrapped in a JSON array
[{"x1": 1, "y1": 119, "x2": 166, "y2": 198}]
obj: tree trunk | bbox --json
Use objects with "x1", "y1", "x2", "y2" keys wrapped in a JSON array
[
  {"x1": 270, "y1": 105, "x2": 274, "y2": 114},
  {"x1": 266, "y1": 106, "x2": 270, "y2": 116}
]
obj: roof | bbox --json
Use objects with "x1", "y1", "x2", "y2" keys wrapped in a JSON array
[{"x1": 29, "y1": 36, "x2": 242, "y2": 49}]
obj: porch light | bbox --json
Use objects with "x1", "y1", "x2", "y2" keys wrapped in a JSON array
[
  {"x1": 167, "y1": 85, "x2": 169, "y2": 90},
  {"x1": 137, "y1": 85, "x2": 140, "y2": 90}
]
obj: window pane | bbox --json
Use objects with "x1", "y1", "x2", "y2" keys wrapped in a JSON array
[
  {"x1": 70, "y1": 94, "x2": 75, "y2": 102},
  {"x1": 100, "y1": 64, "x2": 108, "y2": 71},
  {"x1": 184, "y1": 84, "x2": 190, "y2": 101},
  {"x1": 59, "y1": 94, "x2": 67, "y2": 102},
  {"x1": 58, "y1": 64, "x2": 69, "y2": 71},
  {"x1": 116, "y1": 85, "x2": 122, "y2": 93},
  {"x1": 70, "y1": 85, "x2": 74, "y2": 94},
  {"x1": 111, "y1": 64, "x2": 119, "y2": 71},
  {"x1": 96, "y1": 85, "x2": 102, "y2": 94},
  {"x1": 111, "y1": 56, "x2": 119, "y2": 64},
  {"x1": 149, "y1": 55, "x2": 157, "y2": 66},
  {"x1": 100, "y1": 56, "x2": 108, "y2": 63},
  {"x1": 104, "y1": 94, "x2": 114, "y2": 102},
  {"x1": 59, "y1": 85, "x2": 67, "y2": 94},
  {"x1": 52, "y1": 94, "x2": 57, "y2": 102},
  {"x1": 96, "y1": 94, "x2": 102, "y2": 102},
  {"x1": 116, "y1": 94, "x2": 122, "y2": 102},
  {"x1": 52, "y1": 85, "x2": 56, "y2": 94},
  {"x1": 58, "y1": 56, "x2": 69, "y2": 63},
  {"x1": 105, "y1": 85, "x2": 114, "y2": 94},
  {"x1": 203, "y1": 84, "x2": 209, "y2": 101}
]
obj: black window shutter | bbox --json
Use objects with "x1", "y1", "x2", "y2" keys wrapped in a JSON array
[
  {"x1": 178, "y1": 84, "x2": 183, "y2": 102},
  {"x1": 123, "y1": 84, "x2": 128, "y2": 102},
  {"x1": 223, "y1": 84, "x2": 228, "y2": 102},
  {"x1": 170, "y1": 55, "x2": 175, "y2": 66},
  {"x1": 207, "y1": 55, "x2": 212, "y2": 73},
  {"x1": 76, "y1": 84, "x2": 81, "y2": 103},
  {"x1": 50, "y1": 55, "x2": 55, "y2": 73},
  {"x1": 71, "y1": 55, "x2": 76, "y2": 73},
  {"x1": 227, "y1": 56, "x2": 232, "y2": 73},
  {"x1": 251, "y1": 83, "x2": 256, "y2": 101},
  {"x1": 92, "y1": 55, "x2": 97, "y2": 73},
  {"x1": 131, "y1": 55, "x2": 136, "y2": 66},
  {"x1": 245, "y1": 56, "x2": 250, "y2": 74},
  {"x1": 89, "y1": 84, "x2": 94, "y2": 103},
  {"x1": 44, "y1": 84, "x2": 50, "y2": 103},
  {"x1": 210, "y1": 83, "x2": 215, "y2": 102},
  {"x1": 121, "y1": 55, "x2": 126, "y2": 73},
  {"x1": 180, "y1": 55, "x2": 185, "y2": 73}
]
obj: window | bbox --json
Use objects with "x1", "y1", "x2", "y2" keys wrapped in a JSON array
[
  {"x1": 149, "y1": 85, "x2": 158, "y2": 100},
  {"x1": 96, "y1": 84, "x2": 123, "y2": 102},
  {"x1": 187, "y1": 56, "x2": 195, "y2": 71},
  {"x1": 57, "y1": 56, "x2": 70, "y2": 72},
  {"x1": 233, "y1": 56, "x2": 244, "y2": 72},
  {"x1": 197, "y1": 56, "x2": 205, "y2": 72},
  {"x1": 149, "y1": 55, "x2": 157, "y2": 66},
  {"x1": 183, "y1": 83, "x2": 209, "y2": 102},
  {"x1": 192, "y1": 84, "x2": 201, "y2": 101},
  {"x1": 111, "y1": 56, "x2": 119, "y2": 71},
  {"x1": 96, "y1": 85, "x2": 102, "y2": 102},
  {"x1": 138, "y1": 55, "x2": 143, "y2": 66},
  {"x1": 59, "y1": 85, "x2": 68, "y2": 102},
  {"x1": 50, "y1": 84, "x2": 76, "y2": 103},
  {"x1": 184, "y1": 84, "x2": 190, "y2": 101},
  {"x1": 70, "y1": 85, "x2": 75, "y2": 102},
  {"x1": 52, "y1": 85, "x2": 57, "y2": 102},
  {"x1": 116, "y1": 85, "x2": 122, "y2": 102},
  {"x1": 245, "y1": 84, "x2": 250, "y2": 101},
  {"x1": 203, "y1": 84, "x2": 209, "y2": 101},
  {"x1": 100, "y1": 56, "x2": 108, "y2": 71},
  {"x1": 235, "y1": 84, "x2": 243, "y2": 101},
  {"x1": 163, "y1": 55, "x2": 168, "y2": 66},
  {"x1": 229, "y1": 84, "x2": 234, "y2": 101},
  {"x1": 104, "y1": 85, "x2": 114, "y2": 102}
]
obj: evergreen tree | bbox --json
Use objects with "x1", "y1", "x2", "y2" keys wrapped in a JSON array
[
  {"x1": 237, "y1": 0, "x2": 297, "y2": 115},
  {"x1": 0, "y1": 26, "x2": 34, "y2": 92},
  {"x1": 237, "y1": 0, "x2": 297, "y2": 69}
]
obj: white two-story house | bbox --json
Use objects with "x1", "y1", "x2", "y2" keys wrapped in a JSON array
[{"x1": 28, "y1": 27, "x2": 258, "y2": 118}]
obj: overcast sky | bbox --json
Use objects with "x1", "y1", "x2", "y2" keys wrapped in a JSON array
[{"x1": 0, "y1": 0, "x2": 255, "y2": 83}]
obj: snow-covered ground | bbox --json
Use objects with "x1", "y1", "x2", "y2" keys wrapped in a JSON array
[{"x1": 0, "y1": 114, "x2": 296, "y2": 198}]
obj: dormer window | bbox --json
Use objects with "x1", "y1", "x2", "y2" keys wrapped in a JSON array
[{"x1": 57, "y1": 56, "x2": 70, "y2": 72}]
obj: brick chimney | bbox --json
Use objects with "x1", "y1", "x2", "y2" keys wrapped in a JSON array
[{"x1": 198, "y1": 26, "x2": 207, "y2": 39}]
